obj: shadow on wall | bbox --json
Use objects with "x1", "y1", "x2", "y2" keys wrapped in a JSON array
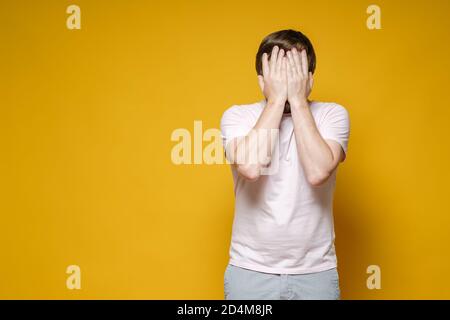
[{"x1": 334, "y1": 165, "x2": 379, "y2": 300}]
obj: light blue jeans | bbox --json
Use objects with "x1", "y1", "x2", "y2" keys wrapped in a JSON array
[{"x1": 224, "y1": 263, "x2": 340, "y2": 300}]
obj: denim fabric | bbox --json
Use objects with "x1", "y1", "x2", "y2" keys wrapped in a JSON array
[{"x1": 224, "y1": 263, "x2": 340, "y2": 300}]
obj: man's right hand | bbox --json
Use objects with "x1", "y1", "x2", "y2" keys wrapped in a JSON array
[{"x1": 259, "y1": 46, "x2": 288, "y2": 106}]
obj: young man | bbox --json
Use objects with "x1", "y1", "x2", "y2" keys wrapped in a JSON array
[{"x1": 220, "y1": 29, "x2": 350, "y2": 300}]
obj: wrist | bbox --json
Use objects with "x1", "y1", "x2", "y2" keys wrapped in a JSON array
[
  {"x1": 289, "y1": 98, "x2": 309, "y2": 110},
  {"x1": 267, "y1": 97, "x2": 286, "y2": 108}
]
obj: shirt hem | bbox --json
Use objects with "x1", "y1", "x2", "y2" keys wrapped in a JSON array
[{"x1": 228, "y1": 259, "x2": 337, "y2": 275}]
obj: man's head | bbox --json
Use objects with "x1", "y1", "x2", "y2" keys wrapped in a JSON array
[
  {"x1": 255, "y1": 29, "x2": 316, "y2": 113},
  {"x1": 255, "y1": 29, "x2": 316, "y2": 76}
]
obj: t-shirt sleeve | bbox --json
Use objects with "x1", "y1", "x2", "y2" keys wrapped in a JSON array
[
  {"x1": 220, "y1": 105, "x2": 253, "y2": 149},
  {"x1": 318, "y1": 103, "x2": 350, "y2": 156}
]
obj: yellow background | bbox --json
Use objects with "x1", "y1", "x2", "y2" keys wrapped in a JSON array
[{"x1": 1, "y1": 0, "x2": 450, "y2": 299}]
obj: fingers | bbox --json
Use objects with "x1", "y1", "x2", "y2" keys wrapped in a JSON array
[
  {"x1": 276, "y1": 48, "x2": 285, "y2": 74},
  {"x1": 287, "y1": 48, "x2": 309, "y2": 77},
  {"x1": 262, "y1": 53, "x2": 269, "y2": 77},
  {"x1": 291, "y1": 47, "x2": 302, "y2": 75},
  {"x1": 286, "y1": 50, "x2": 296, "y2": 76},
  {"x1": 263, "y1": 46, "x2": 307, "y2": 80},
  {"x1": 269, "y1": 46, "x2": 279, "y2": 74},
  {"x1": 281, "y1": 56, "x2": 287, "y2": 80},
  {"x1": 266, "y1": 46, "x2": 286, "y2": 76},
  {"x1": 301, "y1": 49, "x2": 309, "y2": 76},
  {"x1": 286, "y1": 56, "x2": 293, "y2": 81}
]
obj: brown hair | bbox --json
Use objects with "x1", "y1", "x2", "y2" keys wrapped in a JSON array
[{"x1": 255, "y1": 29, "x2": 316, "y2": 76}]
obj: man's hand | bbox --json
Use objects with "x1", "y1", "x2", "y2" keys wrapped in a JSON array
[
  {"x1": 286, "y1": 48, "x2": 313, "y2": 107},
  {"x1": 230, "y1": 46, "x2": 288, "y2": 181},
  {"x1": 259, "y1": 45, "x2": 288, "y2": 105}
]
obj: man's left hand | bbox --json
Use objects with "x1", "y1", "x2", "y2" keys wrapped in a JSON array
[{"x1": 286, "y1": 48, "x2": 314, "y2": 108}]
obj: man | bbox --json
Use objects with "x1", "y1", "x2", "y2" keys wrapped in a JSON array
[{"x1": 220, "y1": 29, "x2": 350, "y2": 300}]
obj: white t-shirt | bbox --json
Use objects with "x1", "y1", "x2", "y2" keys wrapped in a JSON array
[{"x1": 220, "y1": 99, "x2": 350, "y2": 274}]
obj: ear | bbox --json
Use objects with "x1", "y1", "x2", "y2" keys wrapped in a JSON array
[{"x1": 257, "y1": 75, "x2": 265, "y2": 92}]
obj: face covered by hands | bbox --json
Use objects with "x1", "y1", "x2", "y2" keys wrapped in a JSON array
[{"x1": 258, "y1": 46, "x2": 314, "y2": 113}]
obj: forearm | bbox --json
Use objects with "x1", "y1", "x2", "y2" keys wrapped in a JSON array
[
  {"x1": 291, "y1": 100, "x2": 336, "y2": 185},
  {"x1": 235, "y1": 99, "x2": 284, "y2": 180}
]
